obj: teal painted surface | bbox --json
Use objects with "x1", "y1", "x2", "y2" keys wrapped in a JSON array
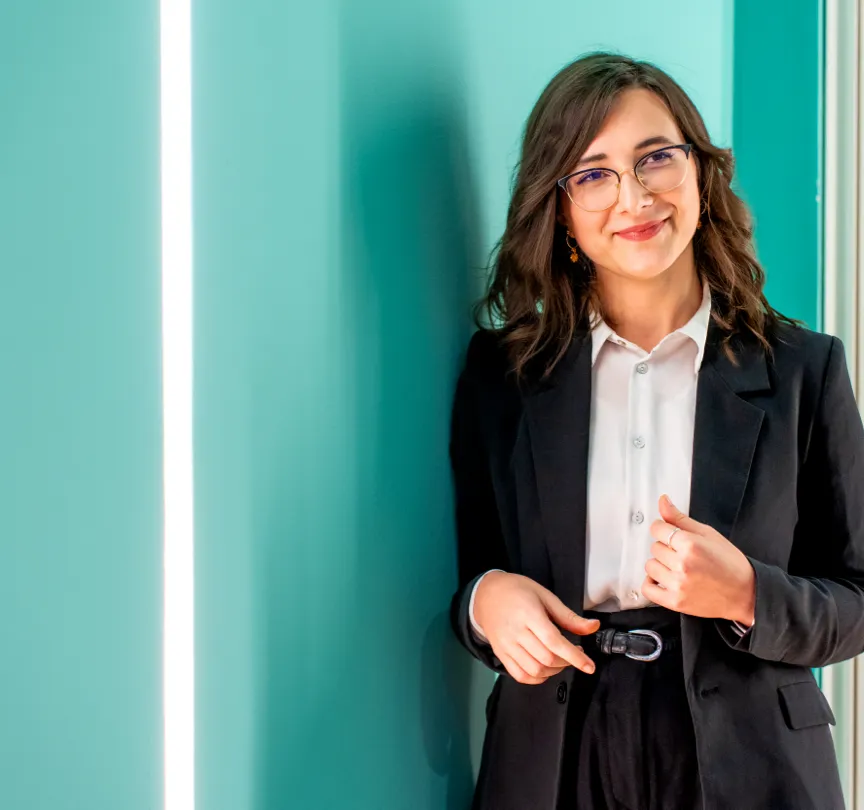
[
  {"x1": 193, "y1": 5, "x2": 736, "y2": 809},
  {"x1": 732, "y1": 0, "x2": 821, "y2": 329},
  {"x1": 732, "y1": 0, "x2": 823, "y2": 682},
  {"x1": 194, "y1": 3, "x2": 479, "y2": 807},
  {"x1": 815, "y1": 0, "x2": 825, "y2": 337},
  {"x1": 0, "y1": 3, "x2": 163, "y2": 809},
  {"x1": 814, "y1": 0, "x2": 825, "y2": 692}
]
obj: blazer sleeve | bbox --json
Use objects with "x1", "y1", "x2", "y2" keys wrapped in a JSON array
[
  {"x1": 448, "y1": 330, "x2": 511, "y2": 674},
  {"x1": 718, "y1": 335, "x2": 864, "y2": 666}
]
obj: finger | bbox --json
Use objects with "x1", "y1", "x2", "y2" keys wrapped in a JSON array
[
  {"x1": 650, "y1": 539, "x2": 681, "y2": 568},
  {"x1": 658, "y1": 494, "x2": 705, "y2": 534},
  {"x1": 505, "y1": 641, "x2": 566, "y2": 683},
  {"x1": 534, "y1": 624, "x2": 597, "y2": 673},
  {"x1": 496, "y1": 648, "x2": 545, "y2": 685},
  {"x1": 518, "y1": 627, "x2": 576, "y2": 675},
  {"x1": 512, "y1": 639, "x2": 571, "y2": 680},
  {"x1": 645, "y1": 556, "x2": 673, "y2": 586},
  {"x1": 642, "y1": 576, "x2": 672, "y2": 606},
  {"x1": 650, "y1": 521, "x2": 697, "y2": 554},
  {"x1": 650, "y1": 518, "x2": 682, "y2": 545},
  {"x1": 538, "y1": 588, "x2": 602, "y2": 635}
]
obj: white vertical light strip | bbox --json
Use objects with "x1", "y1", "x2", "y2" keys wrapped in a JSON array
[
  {"x1": 856, "y1": 4, "x2": 864, "y2": 809},
  {"x1": 824, "y1": 0, "x2": 840, "y2": 338},
  {"x1": 857, "y1": 0, "x2": 864, "y2": 411},
  {"x1": 823, "y1": 1, "x2": 861, "y2": 807},
  {"x1": 159, "y1": 0, "x2": 195, "y2": 809}
]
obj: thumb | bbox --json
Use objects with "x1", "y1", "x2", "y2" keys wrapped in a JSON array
[
  {"x1": 658, "y1": 493, "x2": 705, "y2": 534},
  {"x1": 540, "y1": 590, "x2": 601, "y2": 635}
]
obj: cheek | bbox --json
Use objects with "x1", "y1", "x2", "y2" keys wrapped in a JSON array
[
  {"x1": 682, "y1": 180, "x2": 702, "y2": 220},
  {"x1": 662, "y1": 186, "x2": 699, "y2": 233},
  {"x1": 569, "y1": 214, "x2": 605, "y2": 246}
]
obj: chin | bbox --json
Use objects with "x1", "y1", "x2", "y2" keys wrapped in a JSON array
[{"x1": 614, "y1": 259, "x2": 671, "y2": 280}]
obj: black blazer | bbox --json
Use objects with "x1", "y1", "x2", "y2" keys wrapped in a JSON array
[{"x1": 449, "y1": 315, "x2": 864, "y2": 810}]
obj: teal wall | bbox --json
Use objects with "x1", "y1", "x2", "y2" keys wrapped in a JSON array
[
  {"x1": 0, "y1": 2, "x2": 163, "y2": 808},
  {"x1": 732, "y1": 0, "x2": 822, "y2": 330},
  {"x1": 732, "y1": 0, "x2": 823, "y2": 683},
  {"x1": 192, "y1": 3, "x2": 751, "y2": 809},
  {"x1": 0, "y1": 1, "x2": 822, "y2": 808}
]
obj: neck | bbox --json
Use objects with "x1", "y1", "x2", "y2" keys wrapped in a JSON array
[{"x1": 595, "y1": 254, "x2": 702, "y2": 354}]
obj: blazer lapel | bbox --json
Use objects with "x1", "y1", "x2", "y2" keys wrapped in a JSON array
[
  {"x1": 682, "y1": 319, "x2": 770, "y2": 680},
  {"x1": 521, "y1": 317, "x2": 771, "y2": 681},
  {"x1": 521, "y1": 329, "x2": 593, "y2": 624}
]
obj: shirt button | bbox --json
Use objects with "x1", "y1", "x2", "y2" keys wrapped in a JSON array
[
  {"x1": 636, "y1": 362, "x2": 648, "y2": 374},
  {"x1": 632, "y1": 511, "x2": 644, "y2": 524},
  {"x1": 629, "y1": 590, "x2": 639, "y2": 600},
  {"x1": 633, "y1": 436, "x2": 646, "y2": 449}
]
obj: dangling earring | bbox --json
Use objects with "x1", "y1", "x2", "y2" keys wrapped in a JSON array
[{"x1": 565, "y1": 228, "x2": 580, "y2": 263}]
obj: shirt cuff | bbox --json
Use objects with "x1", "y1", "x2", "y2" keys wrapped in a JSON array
[
  {"x1": 469, "y1": 569, "x2": 506, "y2": 644},
  {"x1": 730, "y1": 618, "x2": 755, "y2": 637}
]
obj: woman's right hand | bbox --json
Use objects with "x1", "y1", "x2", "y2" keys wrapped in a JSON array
[{"x1": 474, "y1": 571, "x2": 601, "y2": 684}]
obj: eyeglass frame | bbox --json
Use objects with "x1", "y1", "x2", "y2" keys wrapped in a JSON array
[{"x1": 556, "y1": 143, "x2": 694, "y2": 212}]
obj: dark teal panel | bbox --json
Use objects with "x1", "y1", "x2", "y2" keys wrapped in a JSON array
[
  {"x1": 733, "y1": 0, "x2": 823, "y2": 684},
  {"x1": 733, "y1": 0, "x2": 821, "y2": 328},
  {"x1": 0, "y1": 3, "x2": 163, "y2": 808}
]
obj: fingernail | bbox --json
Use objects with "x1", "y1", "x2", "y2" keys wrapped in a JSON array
[{"x1": 583, "y1": 663, "x2": 595, "y2": 674}]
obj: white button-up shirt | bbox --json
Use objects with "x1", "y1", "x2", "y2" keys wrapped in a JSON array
[{"x1": 468, "y1": 279, "x2": 753, "y2": 643}]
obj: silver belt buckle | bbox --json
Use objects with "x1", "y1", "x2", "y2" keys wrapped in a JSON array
[{"x1": 625, "y1": 628, "x2": 663, "y2": 661}]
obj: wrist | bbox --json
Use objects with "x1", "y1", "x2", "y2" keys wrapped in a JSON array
[
  {"x1": 732, "y1": 564, "x2": 756, "y2": 626},
  {"x1": 475, "y1": 570, "x2": 508, "y2": 626}
]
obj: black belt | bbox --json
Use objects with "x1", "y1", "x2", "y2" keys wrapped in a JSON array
[{"x1": 586, "y1": 627, "x2": 680, "y2": 661}]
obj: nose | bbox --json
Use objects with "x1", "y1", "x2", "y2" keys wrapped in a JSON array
[{"x1": 615, "y1": 168, "x2": 653, "y2": 211}]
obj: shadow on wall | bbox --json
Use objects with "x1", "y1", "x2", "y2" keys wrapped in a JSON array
[{"x1": 254, "y1": 2, "x2": 492, "y2": 808}]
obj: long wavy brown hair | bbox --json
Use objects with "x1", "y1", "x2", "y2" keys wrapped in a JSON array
[{"x1": 473, "y1": 51, "x2": 804, "y2": 385}]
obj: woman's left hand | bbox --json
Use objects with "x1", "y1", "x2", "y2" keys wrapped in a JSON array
[{"x1": 641, "y1": 494, "x2": 756, "y2": 626}]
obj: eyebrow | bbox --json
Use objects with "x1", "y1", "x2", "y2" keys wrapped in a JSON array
[{"x1": 575, "y1": 135, "x2": 676, "y2": 168}]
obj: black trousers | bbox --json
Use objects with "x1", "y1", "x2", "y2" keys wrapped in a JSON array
[{"x1": 558, "y1": 606, "x2": 703, "y2": 810}]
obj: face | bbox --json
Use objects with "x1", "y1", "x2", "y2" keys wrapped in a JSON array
[{"x1": 556, "y1": 88, "x2": 701, "y2": 282}]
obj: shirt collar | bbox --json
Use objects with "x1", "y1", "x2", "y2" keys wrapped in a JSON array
[{"x1": 588, "y1": 278, "x2": 712, "y2": 374}]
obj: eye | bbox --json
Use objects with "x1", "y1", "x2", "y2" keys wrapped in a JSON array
[
  {"x1": 575, "y1": 170, "x2": 606, "y2": 185},
  {"x1": 642, "y1": 149, "x2": 675, "y2": 165}
]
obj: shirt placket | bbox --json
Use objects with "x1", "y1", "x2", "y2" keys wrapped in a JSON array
[{"x1": 618, "y1": 344, "x2": 651, "y2": 607}]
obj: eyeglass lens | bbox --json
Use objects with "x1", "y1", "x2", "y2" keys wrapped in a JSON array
[{"x1": 565, "y1": 148, "x2": 688, "y2": 211}]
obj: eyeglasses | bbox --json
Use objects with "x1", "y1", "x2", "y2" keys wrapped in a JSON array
[{"x1": 556, "y1": 143, "x2": 693, "y2": 212}]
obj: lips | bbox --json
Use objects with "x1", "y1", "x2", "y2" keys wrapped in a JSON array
[
  {"x1": 616, "y1": 218, "x2": 668, "y2": 236},
  {"x1": 615, "y1": 217, "x2": 668, "y2": 242}
]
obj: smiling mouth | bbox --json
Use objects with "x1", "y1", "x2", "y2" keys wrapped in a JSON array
[{"x1": 615, "y1": 218, "x2": 669, "y2": 240}]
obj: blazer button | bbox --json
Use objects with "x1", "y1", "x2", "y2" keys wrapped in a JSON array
[{"x1": 556, "y1": 681, "x2": 568, "y2": 704}]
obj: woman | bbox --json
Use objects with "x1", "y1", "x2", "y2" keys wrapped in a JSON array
[{"x1": 449, "y1": 52, "x2": 864, "y2": 810}]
